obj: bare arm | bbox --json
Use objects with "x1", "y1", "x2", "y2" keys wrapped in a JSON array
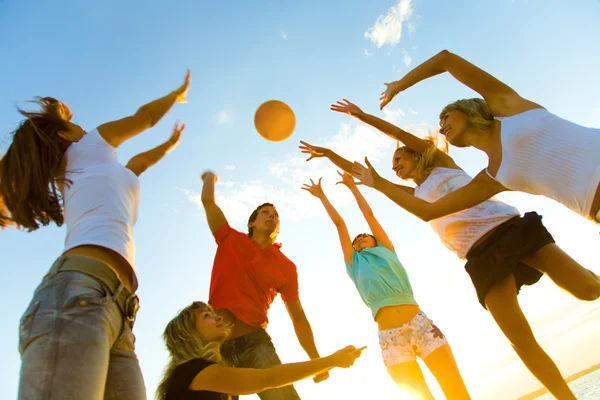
[
  {"x1": 331, "y1": 100, "x2": 456, "y2": 168},
  {"x1": 125, "y1": 122, "x2": 184, "y2": 176},
  {"x1": 343, "y1": 178, "x2": 394, "y2": 252},
  {"x1": 353, "y1": 160, "x2": 506, "y2": 221},
  {"x1": 191, "y1": 345, "x2": 364, "y2": 395},
  {"x1": 201, "y1": 171, "x2": 228, "y2": 235},
  {"x1": 382, "y1": 51, "x2": 540, "y2": 116},
  {"x1": 302, "y1": 178, "x2": 353, "y2": 264},
  {"x1": 97, "y1": 71, "x2": 191, "y2": 148},
  {"x1": 285, "y1": 300, "x2": 321, "y2": 360}
]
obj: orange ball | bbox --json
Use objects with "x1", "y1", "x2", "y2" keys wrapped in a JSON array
[{"x1": 254, "y1": 100, "x2": 296, "y2": 142}]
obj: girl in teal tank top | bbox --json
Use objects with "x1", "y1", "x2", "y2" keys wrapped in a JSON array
[{"x1": 302, "y1": 172, "x2": 470, "y2": 400}]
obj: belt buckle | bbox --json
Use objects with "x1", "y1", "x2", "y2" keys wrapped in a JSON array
[{"x1": 124, "y1": 293, "x2": 140, "y2": 323}]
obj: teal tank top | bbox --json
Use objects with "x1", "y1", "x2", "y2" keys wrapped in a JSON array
[{"x1": 345, "y1": 243, "x2": 417, "y2": 320}]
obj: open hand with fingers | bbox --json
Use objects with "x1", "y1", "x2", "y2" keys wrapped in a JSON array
[
  {"x1": 330, "y1": 99, "x2": 363, "y2": 117},
  {"x1": 336, "y1": 170, "x2": 357, "y2": 189},
  {"x1": 380, "y1": 80, "x2": 406, "y2": 110},
  {"x1": 299, "y1": 141, "x2": 329, "y2": 162},
  {"x1": 301, "y1": 178, "x2": 325, "y2": 198},
  {"x1": 174, "y1": 70, "x2": 192, "y2": 103},
  {"x1": 351, "y1": 157, "x2": 381, "y2": 188}
]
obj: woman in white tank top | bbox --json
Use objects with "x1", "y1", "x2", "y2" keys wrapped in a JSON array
[
  {"x1": 379, "y1": 50, "x2": 600, "y2": 224},
  {"x1": 0, "y1": 71, "x2": 190, "y2": 400},
  {"x1": 317, "y1": 99, "x2": 599, "y2": 400}
]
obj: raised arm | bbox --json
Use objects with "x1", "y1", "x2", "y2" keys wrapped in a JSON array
[
  {"x1": 380, "y1": 51, "x2": 540, "y2": 116},
  {"x1": 97, "y1": 70, "x2": 191, "y2": 148},
  {"x1": 191, "y1": 345, "x2": 365, "y2": 395},
  {"x1": 337, "y1": 171, "x2": 393, "y2": 251},
  {"x1": 125, "y1": 122, "x2": 185, "y2": 176},
  {"x1": 330, "y1": 99, "x2": 457, "y2": 168},
  {"x1": 352, "y1": 158, "x2": 506, "y2": 221},
  {"x1": 201, "y1": 171, "x2": 228, "y2": 235},
  {"x1": 302, "y1": 178, "x2": 353, "y2": 264},
  {"x1": 299, "y1": 141, "x2": 415, "y2": 196}
]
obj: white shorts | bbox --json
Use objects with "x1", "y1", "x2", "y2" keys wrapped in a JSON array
[{"x1": 378, "y1": 311, "x2": 448, "y2": 368}]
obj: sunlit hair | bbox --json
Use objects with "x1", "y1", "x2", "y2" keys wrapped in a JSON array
[
  {"x1": 0, "y1": 97, "x2": 73, "y2": 231},
  {"x1": 352, "y1": 233, "x2": 377, "y2": 250},
  {"x1": 439, "y1": 98, "x2": 494, "y2": 132},
  {"x1": 156, "y1": 301, "x2": 230, "y2": 400},
  {"x1": 395, "y1": 130, "x2": 448, "y2": 177},
  {"x1": 247, "y1": 202, "x2": 275, "y2": 237}
]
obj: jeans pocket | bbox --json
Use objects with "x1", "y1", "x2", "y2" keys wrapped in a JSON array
[
  {"x1": 19, "y1": 301, "x2": 58, "y2": 355},
  {"x1": 61, "y1": 272, "x2": 110, "y2": 310},
  {"x1": 19, "y1": 300, "x2": 40, "y2": 354}
]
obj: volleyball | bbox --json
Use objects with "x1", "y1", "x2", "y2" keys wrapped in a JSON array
[{"x1": 254, "y1": 100, "x2": 296, "y2": 142}]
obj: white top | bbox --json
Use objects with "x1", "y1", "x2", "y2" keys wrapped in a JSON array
[
  {"x1": 414, "y1": 167, "x2": 520, "y2": 259},
  {"x1": 488, "y1": 108, "x2": 600, "y2": 218},
  {"x1": 62, "y1": 129, "x2": 140, "y2": 271}
]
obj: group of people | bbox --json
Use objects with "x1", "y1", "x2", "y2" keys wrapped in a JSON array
[{"x1": 1, "y1": 50, "x2": 599, "y2": 400}]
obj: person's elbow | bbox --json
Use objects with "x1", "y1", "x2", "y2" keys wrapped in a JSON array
[{"x1": 134, "y1": 108, "x2": 155, "y2": 128}]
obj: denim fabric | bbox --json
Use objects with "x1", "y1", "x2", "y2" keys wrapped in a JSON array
[
  {"x1": 17, "y1": 259, "x2": 146, "y2": 400},
  {"x1": 220, "y1": 329, "x2": 301, "y2": 400}
]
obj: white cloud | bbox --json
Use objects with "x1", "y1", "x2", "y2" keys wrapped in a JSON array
[
  {"x1": 224, "y1": 165, "x2": 236, "y2": 171},
  {"x1": 408, "y1": 108, "x2": 418, "y2": 115},
  {"x1": 383, "y1": 107, "x2": 405, "y2": 124},
  {"x1": 213, "y1": 109, "x2": 232, "y2": 125},
  {"x1": 364, "y1": 49, "x2": 374, "y2": 57},
  {"x1": 280, "y1": 31, "x2": 287, "y2": 40},
  {"x1": 401, "y1": 48, "x2": 413, "y2": 67},
  {"x1": 184, "y1": 123, "x2": 396, "y2": 223},
  {"x1": 364, "y1": 0, "x2": 414, "y2": 48}
]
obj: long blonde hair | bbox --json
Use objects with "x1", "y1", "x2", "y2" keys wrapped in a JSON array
[
  {"x1": 396, "y1": 130, "x2": 448, "y2": 177},
  {"x1": 439, "y1": 98, "x2": 494, "y2": 132},
  {"x1": 156, "y1": 301, "x2": 228, "y2": 400}
]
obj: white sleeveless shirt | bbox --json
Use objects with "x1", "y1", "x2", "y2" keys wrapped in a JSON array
[
  {"x1": 414, "y1": 167, "x2": 520, "y2": 259},
  {"x1": 62, "y1": 129, "x2": 140, "y2": 271},
  {"x1": 488, "y1": 109, "x2": 600, "y2": 218}
]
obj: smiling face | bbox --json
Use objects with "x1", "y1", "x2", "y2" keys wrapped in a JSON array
[
  {"x1": 248, "y1": 203, "x2": 280, "y2": 238},
  {"x1": 352, "y1": 233, "x2": 377, "y2": 252},
  {"x1": 194, "y1": 307, "x2": 229, "y2": 343},
  {"x1": 439, "y1": 109, "x2": 470, "y2": 147},
  {"x1": 392, "y1": 148, "x2": 419, "y2": 180}
]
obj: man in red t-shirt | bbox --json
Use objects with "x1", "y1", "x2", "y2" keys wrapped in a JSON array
[{"x1": 200, "y1": 171, "x2": 328, "y2": 400}]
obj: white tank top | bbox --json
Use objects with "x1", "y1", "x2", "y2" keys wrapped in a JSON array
[
  {"x1": 62, "y1": 129, "x2": 140, "y2": 271},
  {"x1": 414, "y1": 167, "x2": 520, "y2": 259},
  {"x1": 488, "y1": 108, "x2": 600, "y2": 218}
]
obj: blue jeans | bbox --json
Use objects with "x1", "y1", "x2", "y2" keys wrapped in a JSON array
[
  {"x1": 220, "y1": 328, "x2": 301, "y2": 400},
  {"x1": 18, "y1": 258, "x2": 146, "y2": 400}
]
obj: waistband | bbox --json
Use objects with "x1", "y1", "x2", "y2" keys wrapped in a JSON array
[
  {"x1": 221, "y1": 328, "x2": 270, "y2": 350},
  {"x1": 48, "y1": 254, "x2": 140, "y2": 325}
]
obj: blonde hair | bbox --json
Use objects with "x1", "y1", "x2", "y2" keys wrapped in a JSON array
[
  {"x1": 439, "y1": 98, "x2": 494, "y2": 132},
  {"x1": 156, "y1": 301, "x2": 230, "y2": 400},
  {"x1": 396, "y1": 130, "x2": 448, "y2": 176}
]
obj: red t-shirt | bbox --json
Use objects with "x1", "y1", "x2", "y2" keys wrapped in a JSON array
[{"x1": 208, "y1": 223, "x2": 300, "y2": 327}]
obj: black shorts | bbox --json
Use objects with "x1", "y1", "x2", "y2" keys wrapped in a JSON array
[{"x1": 464, "y1": 212, "x2": 555, "y2": 309}]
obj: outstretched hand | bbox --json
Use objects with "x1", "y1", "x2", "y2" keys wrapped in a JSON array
[
  {"x1": 174, "y1": 70, "x2": 192, "y2": 103},
  {"x1": 299, "y1": 141, "x2": 329, "y2": 162},
  {"x1": 301, "y1": 178, "x2": 325, "y2": 198},
  {"x1": 330, "y1": 99, "x2": 363, "y2": 117},
  {"x1": 336, "y1": 170, "x2": 357, "y2": 188},
  {"x1": 166, "y1": 121, "x2": 185, "y2": 150},
  {"x1": 330, "y1": 345, "x2": 367, "y2": 369},
  {"x1": 379, "y1": 80, "x2": 405, "y2": 110},
  {"x1": 351, "y1": 157, "x2": 380, "y2": 188}
]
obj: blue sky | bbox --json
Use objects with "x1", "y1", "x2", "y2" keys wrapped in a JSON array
[{"x1": 1, "y1": 0, "x2": 600, "y2": 398}]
